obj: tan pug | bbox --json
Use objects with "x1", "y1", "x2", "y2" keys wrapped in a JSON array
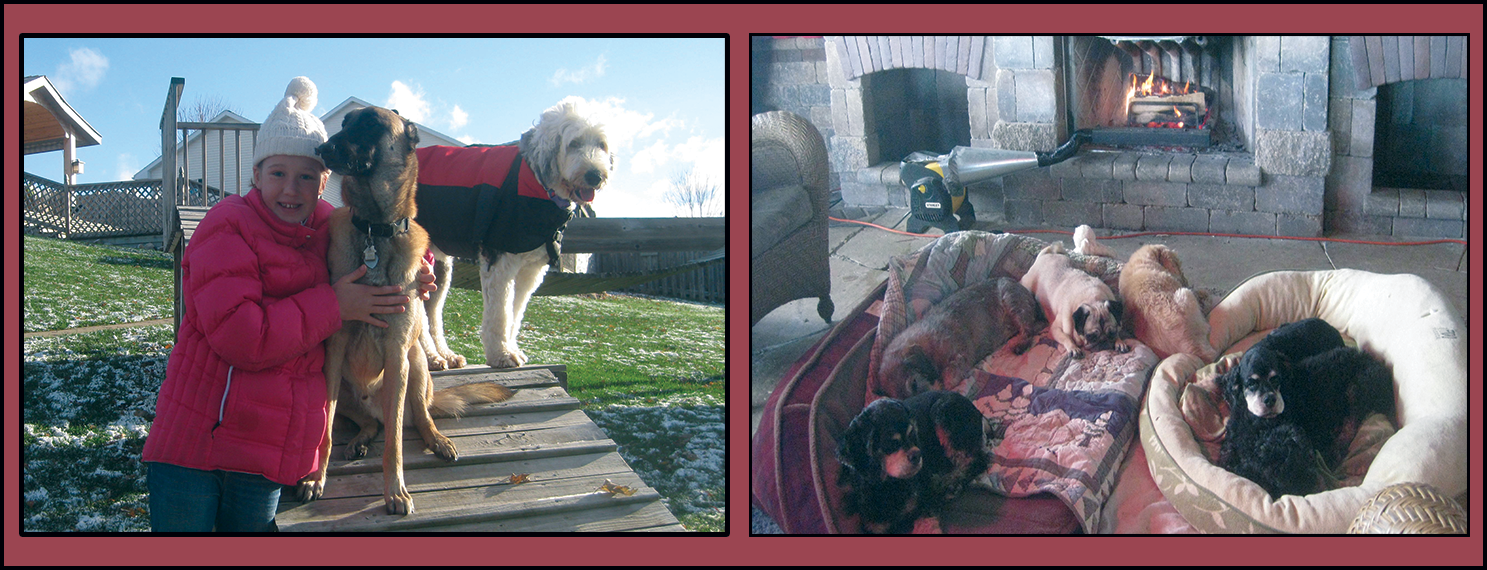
[
  {"x1": 1119, "y1": 244, "x2": 1218, "y2": 362},
  {"x1": 1019, "y1": 242, "x2": 1129, "y2": 359},
  {"x1": 879, "y1": 277, "x2": 1044, "y2": 395}
]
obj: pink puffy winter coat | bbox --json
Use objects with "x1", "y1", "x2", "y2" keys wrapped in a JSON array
[{"x1": 142, "y1": 187, "x2": 342, "y2": 486}]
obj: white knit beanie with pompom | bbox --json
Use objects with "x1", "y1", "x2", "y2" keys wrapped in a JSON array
[{"x1": 252, "y1": 76, "x2": 328, "y2": 169}]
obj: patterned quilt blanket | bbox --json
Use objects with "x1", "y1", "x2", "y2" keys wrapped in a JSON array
[{"x1": 867, "y1": 231, "x2": 1158, "y2": 533}]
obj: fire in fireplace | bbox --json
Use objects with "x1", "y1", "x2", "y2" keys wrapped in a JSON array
[
  {"x1": 1124, "y1": 72, "x2": 1211, "y2": 129},
  {"x1": 1068, "y1": 36, "x2": 1239, "y2": 149}
]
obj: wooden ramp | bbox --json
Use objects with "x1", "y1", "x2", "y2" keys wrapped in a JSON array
[{"x1": 275, "y1": 365, "x2": 684, "y2": 532}]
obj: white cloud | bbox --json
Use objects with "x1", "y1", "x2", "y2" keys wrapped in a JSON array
[
  {"x1": 52, "y1": 47, "x2": 109, "y2": 96},
  {"x1": 115, "y1": 153, "x2": 138, "y2": 181},
  {"x1": 550, "y1": 54, "x2": 607, "y2": 86},
  {"x1": 449, "y1": 105, "x2": 468, "y2": 131},
  {"x1": 457, "y1": 134, "x2": 481, "y2": 145},
  {"x1": 570, "y1": 97, "x2": 685, "y2": 153},
  {"x1": 384, "y1": 81, "x2": 430, "y2": 123},
  {"x1": 671, "y1": 135, "x2": 725, "y2": 183},
  {"x1": 628, "y1": 139, "x2": 670, "y2": 175}
]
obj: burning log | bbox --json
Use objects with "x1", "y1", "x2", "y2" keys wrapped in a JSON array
[
  {"x1": 1123, "y1": 72, "x2": 1210, "y2": 129},
  {"x1": 1130, "y1": 91, "x2": 1206, "y2": 124}
]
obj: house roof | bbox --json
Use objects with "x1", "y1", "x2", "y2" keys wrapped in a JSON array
[
  {"x1": 321, "y1": 96, "x2": 465, "y2": 146},
  {"x1": 132, "y1": 96, "x2": 465, "y2": 179},
  {"x1": 23, "y1": 75, "x2": 103, "y2": 155}
]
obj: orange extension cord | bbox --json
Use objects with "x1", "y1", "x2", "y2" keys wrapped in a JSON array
[{"x1": 828, "y1": 216, "x2": 1468, "y2": 246}]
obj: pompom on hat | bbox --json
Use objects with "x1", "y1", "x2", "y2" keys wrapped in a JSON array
[{"x1": 252, "y1": 76, "x2": 328, "y2": 169}]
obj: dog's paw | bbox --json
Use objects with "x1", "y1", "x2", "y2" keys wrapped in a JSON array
[
  {"x1": 487, "y1": 344, "x2": 528, "y2": 369},
  {"x1": 1115, "y1": 339, "x2": 1132, "y2": 353},
  {"x1": 427, "y1": 350, "x2": 467, "y2": 371},
  {"x1": 296, "y1": 475, "x2": 326, "y2": 502},
  {"x1": 1010, "y1": 336, "x2": 1034, "y2": 355},
  {"x1": 427, "y1": 434, "x2": 459, "y2": 462},
  {"x1": 346, "y1": 437, "x2": 372, "y2": 461},
  {"x1": 444, "y1": 352, "x2": 467, "y2": 369},
  {"x1": 385, "y1": 487, "x2": 414, "y2": 516},
  {"x1": 1068, "y1": 347, "x2": 1085, "y2": 359}
]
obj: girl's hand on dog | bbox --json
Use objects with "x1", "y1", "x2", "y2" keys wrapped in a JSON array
[
  {"x1": 334, "y1": 264, "x2": 409, "y2": 328},
  {"x1": 415, "y1": 257, "x2": 437, "y2": 301}
]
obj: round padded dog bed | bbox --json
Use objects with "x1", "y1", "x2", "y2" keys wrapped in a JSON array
[{"x1": 1139, "y1": 269, "x2": 1467, "y2": 533}]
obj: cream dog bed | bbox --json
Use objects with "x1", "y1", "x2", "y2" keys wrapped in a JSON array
[{"x1": 1140, "y1": 269, "x2": 1467, "y2": 533}]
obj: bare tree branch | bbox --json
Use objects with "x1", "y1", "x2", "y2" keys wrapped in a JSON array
[{"x1": 663, "y1": 168, "x2": 721, "y2": 217}]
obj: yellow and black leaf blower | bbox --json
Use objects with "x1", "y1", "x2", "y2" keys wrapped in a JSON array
[{"x1": 902, "y1": 129, "x2": 1089, "y2": 234}]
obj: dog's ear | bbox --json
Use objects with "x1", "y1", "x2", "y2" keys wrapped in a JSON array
[
  {"x1": 404, "y1": 119, "x2": 421, "y2": 146},
  {"x1": 519, "y1": 126, "x2": 558, "y2": 186},
  {"x1": 1218, "y1": 367, "x2": 1241, "y2": 407},
  {"x1": 1073, "y1": 305, "x2": 1090, "y2": 332},
  {"x1": 903, "y1": 346, "x2": 938, "y2": 395},
  {"x1": 1107, "y1": 298, "x2": 1124, "y2": 320},
  {"x1": 837, "y1": 412, "x2": 875, "y2": 477}
]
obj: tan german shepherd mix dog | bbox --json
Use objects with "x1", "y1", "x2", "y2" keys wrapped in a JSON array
[{"x1": 297, "y1": 106, "x2": 513, "y2": 515}]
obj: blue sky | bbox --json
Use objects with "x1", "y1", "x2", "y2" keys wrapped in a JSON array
[{"x1": 22, "y1": 36, "x2": 725, "y2": 218}]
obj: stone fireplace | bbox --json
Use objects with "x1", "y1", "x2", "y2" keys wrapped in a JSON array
[{"x1": 751, "y1": 35, "x2": 1467, "y2": 239}]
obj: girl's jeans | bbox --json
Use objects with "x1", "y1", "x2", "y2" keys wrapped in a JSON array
[{"x1": 147, "y1": 461, "x2": 281, "y2": 532}]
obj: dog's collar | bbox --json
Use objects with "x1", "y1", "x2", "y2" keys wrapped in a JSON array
[
  {"x1": 351, "y1": 215, "x2": 411, "y2": 237},
  {"x1": 546, "y1": 186, "x2": 571, "y2": 209}
]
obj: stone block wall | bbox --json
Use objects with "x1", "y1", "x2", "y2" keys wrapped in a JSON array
[
  {"x1": 755, "y1": 36, "x2": 1467, "y2": 238},
  {"x1": 751, "y1": 36, "x2": 836, "y2": 188},
  {"x1": 1324, "y1": 36, "x2": 1465, "y2": 239},
  {"x1": 1007, "y1": 150, "x2": 1324, "y2": 237}
]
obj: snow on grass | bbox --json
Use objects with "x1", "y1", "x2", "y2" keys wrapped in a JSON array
[
  {"x1": 588, "y1": 401, "x2": 724, "y2": 530},
  {"x1": 22, "y1": 236, "x2": 727, "y2": 532}
]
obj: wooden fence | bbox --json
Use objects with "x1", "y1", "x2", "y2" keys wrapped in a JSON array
[
  {"x1": 23, "y1": 173, "x2": 168, "y2": 240},
  {"x1": 588, "y1": 250, "x2": 725, "y2": 304}
]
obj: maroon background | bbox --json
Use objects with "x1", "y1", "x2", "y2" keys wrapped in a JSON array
[{"x1": 7, "y1": 3, "x2": 1482, "y2": 565}]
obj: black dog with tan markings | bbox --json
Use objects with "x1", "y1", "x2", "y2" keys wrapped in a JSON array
[{"x1": 297, "y1": 106, "x2": 513, "y2": 515}]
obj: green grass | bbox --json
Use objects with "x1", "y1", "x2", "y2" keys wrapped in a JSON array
[
  {"x1": 22, "y1": 236, "x2": 176, "y2": 333},
  {"x1": 21, "y1": 235, "x2": 724, "y2": 532},
  {"x1": 436, "y1": 288, "x2": 725, "y2": 407}
]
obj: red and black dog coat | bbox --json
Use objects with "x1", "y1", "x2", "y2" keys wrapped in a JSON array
[{"x1": 414, "y1": 145, "x2": 573, "y2": 266}]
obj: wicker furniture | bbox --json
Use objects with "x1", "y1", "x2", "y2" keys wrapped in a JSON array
[
  {"x1": 751, "y1": 111, "x2": 833, "y2": 325},
  {"x1": 1348, "y1": 482, "x2": 1467, "y2": 534}
]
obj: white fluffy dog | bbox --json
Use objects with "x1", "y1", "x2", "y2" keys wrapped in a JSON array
[
  {"x1": 414, "y1": 97, "x2": 613, "y2": 370},
  {"x1": 482, "y1": 99, "x2": 611, "y2": 368}
]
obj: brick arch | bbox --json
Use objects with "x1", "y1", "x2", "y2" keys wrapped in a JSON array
[
  {"x1": 831, "y1": 36, "x2": 992, "y2": 81},
  {"x1": 1349, "y1": 36, "x2": 1467, "y2": 89}
]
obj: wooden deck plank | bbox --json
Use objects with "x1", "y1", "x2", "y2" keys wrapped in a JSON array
[
  {"x1": 276, "y1": 365, "x2": 681, "y2": 532},
  {"x1": 313, "y1": 449, "x2": 639, "y2": 500},
  {"x1": 323, "y1": 421, "x2": 614, "y2": 476},
  {"x1": 278, "y1": 470, "x2": 660, "y2": 532},
  {"x1": 395, "y1": 501, "x2": 683, "y2": 533}
]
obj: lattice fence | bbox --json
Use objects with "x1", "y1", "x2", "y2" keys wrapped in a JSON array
[{"x1": 22, "y1": 173, "x2": 180, "y2": 240}]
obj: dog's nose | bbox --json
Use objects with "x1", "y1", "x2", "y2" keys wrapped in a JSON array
[
  {"x1": 584, "y1": 169, "x2": 604, "y2": 186},
  {"x1": 1262, "y1": 393, "x2": 1276, "y2": 408},
  {"x1": 907, "y1": 448, "x2": 921, "y2": 463}
]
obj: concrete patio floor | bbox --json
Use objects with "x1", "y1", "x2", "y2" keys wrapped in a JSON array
[{"x1": 751, "y1": 206, "x2": 1470, "y2": 436}]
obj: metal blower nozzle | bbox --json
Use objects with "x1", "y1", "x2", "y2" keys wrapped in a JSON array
[{"x1": 942, "y1": 129, "x2": 1090, "y2": 189}]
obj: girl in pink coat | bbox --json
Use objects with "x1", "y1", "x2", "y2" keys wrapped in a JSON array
[{"x1": 142, "y1": 77, "x2": 432, "y2": 532}]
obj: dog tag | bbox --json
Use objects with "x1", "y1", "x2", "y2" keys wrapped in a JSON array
[{"x1": 363, "y1": 243, "x2": 378, "y2": 269}]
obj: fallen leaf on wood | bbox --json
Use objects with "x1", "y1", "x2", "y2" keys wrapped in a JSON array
[
  {"x1": 598, "y1": 479, "x2": 637, "y2": 496},
  {"x1": 509, "y1": 473, "x2": 531, "y2": 485}
]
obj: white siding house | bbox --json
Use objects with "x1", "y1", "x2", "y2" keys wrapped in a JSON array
[{"x1": 135, "y1": 97, "x2": 464, "y2": 207}]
